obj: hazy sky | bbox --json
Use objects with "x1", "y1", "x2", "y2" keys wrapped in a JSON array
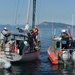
[{"x1": 0, "y1": 0, "x2": 75, "y2": 25}]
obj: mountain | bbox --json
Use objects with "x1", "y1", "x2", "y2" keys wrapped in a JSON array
[
  {"x1": 37, "y1": 21, "x2": 75, "y2": 28},
  {"x1": 0, "y1": 21, "x2": 75, "y2": 30}
]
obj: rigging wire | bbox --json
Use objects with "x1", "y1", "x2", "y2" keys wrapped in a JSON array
[
  {"x1": 11, "y1": 1, "x2": 17, "y2": 32},
  {"x1": 36, "y1": 0, "x2": 41, "y2": 25},
  {"x1": 18, "y1": 0, "x2": 25, "y2": 25},
  {"x1": 26, "y1": 0, "x2": 31, "y2": 25},
  {"x1": 24, "y1": 0, "x2": 31, "y2": 30},
  {"x1": 15, "y1": 0, "x2": 19, "y2": 25}
]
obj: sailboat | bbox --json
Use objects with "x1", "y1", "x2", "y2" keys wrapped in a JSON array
[{"x1": 1, "y1": 0, "x2": 40, "y2": 62}]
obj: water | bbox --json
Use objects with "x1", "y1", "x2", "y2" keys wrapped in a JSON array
[{"x1": 1, "y1": 26, "x2": 75, "y2": 75}]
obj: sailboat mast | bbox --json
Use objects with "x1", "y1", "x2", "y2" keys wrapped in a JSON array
[{"x1": 32, "y1": 0, "x2": 36, "y2": 28}]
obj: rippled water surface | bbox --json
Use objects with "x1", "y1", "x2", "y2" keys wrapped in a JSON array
[{"x1": 0, "y1": 26, "x2": 75, "y2": 75}]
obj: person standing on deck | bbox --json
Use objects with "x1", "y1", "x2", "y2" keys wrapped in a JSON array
[
  {"x1": 68, "y1": 37, "x2": 74, "y2": 54},
  {"x1": 32, "y1": 26, "x2": 38, "y2": 43},
  {"x1": 27, "y1": 30, "x2": 34, "y2": 52},
  {"x1": 0, "y1": 27, "x2": 11, "y2": 44}
]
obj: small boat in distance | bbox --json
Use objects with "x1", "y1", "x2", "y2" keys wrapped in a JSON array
[{"x1": 47, "y1": 28, "x2": 75, "y2": 65}]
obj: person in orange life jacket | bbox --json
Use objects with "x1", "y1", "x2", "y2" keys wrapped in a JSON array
[
  {"x1": 33, "y1": 26, "x2": 38, "y2": 35},
  {"x1": 32, "y1": 26, "x2": 38, "y2": 43}
]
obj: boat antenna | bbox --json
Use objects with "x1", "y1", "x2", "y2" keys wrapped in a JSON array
[
  {"x1": 54, "y1": 28, "x2": 56, "y2": 37},
  {"x1": 72, "y1": 14, "x2": 74, "y2": 36},
  {"x1": 24, "y1": 0, "x2": 31, "y2": 30},
  {"x1": 52, "y1": 20, "x2": 54, "y2": 36},
  {"x1": 32, "y1": 0, "x2": 36, "y2": 28}
]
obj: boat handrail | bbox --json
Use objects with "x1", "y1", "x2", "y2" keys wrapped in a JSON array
[{"x1": 61, "y1": 49, "x2": 75, "y2": 51}]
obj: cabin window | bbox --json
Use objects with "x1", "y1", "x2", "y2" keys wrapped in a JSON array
[
  {"x1": 61, "y1": 40, "x2": 67, "y2": 49},
  {"x1": 62, "y1": 40, "x2": 67, "y2": 44},
  {"x1": 56, "y1": 41, "x2": 60, "y2": 48}
]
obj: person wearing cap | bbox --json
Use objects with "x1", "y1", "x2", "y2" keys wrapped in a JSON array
[
  {"x1": 60, "y1": 29, "x2": 69, "y2": 39},
  {"x1": 2, "y1": 27, "x2": 8, "y2": 35},
  {"x1": 0, "y1": 27, "x2": 11, "y2": 43}
]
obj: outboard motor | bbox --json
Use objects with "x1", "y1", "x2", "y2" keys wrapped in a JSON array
[
  {"x1": 71, "y1": 51, "x2": 75, "y2": 61},
  {"x1": 61, "y1": 50, "x2": 70, "y2": 61}
]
